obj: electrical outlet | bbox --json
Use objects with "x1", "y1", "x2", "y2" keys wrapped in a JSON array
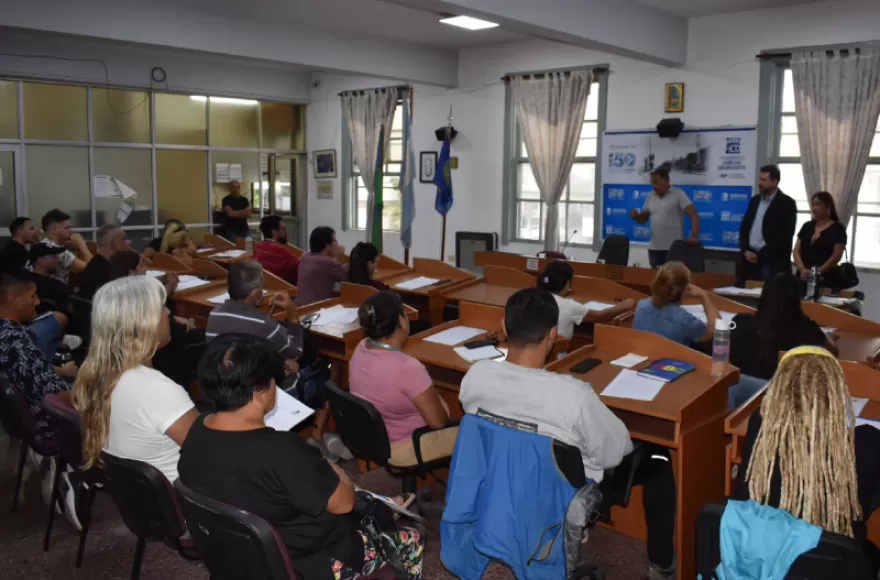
[{"x1": 448, "y1": 253, "x2": 456, "y2": 264}]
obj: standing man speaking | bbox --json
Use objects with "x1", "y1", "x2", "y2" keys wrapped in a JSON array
[
  {"x1": 738, "y1": 165, "x2": 797, "y2": 283},
  {"x1": 629, "y1": 168, "x2": 701, "y2": 268}
]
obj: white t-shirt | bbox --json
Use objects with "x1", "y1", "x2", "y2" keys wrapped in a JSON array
[
  {"x1": 642, "y1": 186, "x2": 692, "y2": 251},
  {"x1": 105, "y1": 365, "x2": 194, "y2": 482},
  {"x1": 553, "y1": 294, "x2": 590, "y2": 340},
  {"x1": 460, "y1": 360, "x2": 633, "y2": 483}
]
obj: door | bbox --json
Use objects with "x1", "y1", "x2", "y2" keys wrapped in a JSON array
[
  {"x1": 0, "y1": 145, "x2": 23, "y2": 238},
  {"x1": 267, "y1": 153, "x2": 308, "y2": 248}
]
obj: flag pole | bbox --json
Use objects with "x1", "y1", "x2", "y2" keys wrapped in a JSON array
[
  {"x1": 404, "y1": 92, "x2": 414, "y2": 266},
  {"x1": 440, "y1": 105, "x2": 453, "y2": 262}
]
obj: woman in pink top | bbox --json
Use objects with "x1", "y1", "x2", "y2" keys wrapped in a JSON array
[{"x1": 349, "y1": 292, "x2": 457, "y2": 466}]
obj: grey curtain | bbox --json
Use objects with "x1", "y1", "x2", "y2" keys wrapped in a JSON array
[
  {"x1": 792, "y1": 48, "x2": 880, "y2": 226},
  {"x1": 341, "y1": 88, "x2": 398, "y2": 238},
  {"x1": 511, "y1": 70, "x2": 592, "y2": 251}
]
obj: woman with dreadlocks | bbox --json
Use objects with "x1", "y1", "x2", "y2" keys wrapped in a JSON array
[{"x1": 736, "y1": 346, "x2": 880, "y2": 568}]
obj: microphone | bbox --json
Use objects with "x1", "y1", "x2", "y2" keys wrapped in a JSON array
[{"x1": 561, "y1": 230, "x2": 578, "y2": 259}]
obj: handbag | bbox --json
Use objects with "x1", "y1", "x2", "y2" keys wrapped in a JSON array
[
  {"x1": 835, "y1": 249, "x2": 859, "y2": 291},
  {"x1": 353, "y1": 491, "x2": 409, "y2": 579}
]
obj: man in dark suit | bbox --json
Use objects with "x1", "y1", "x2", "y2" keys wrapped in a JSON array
[{"x1": 738, "y1": 165, "x2": 797, "y2": 284}]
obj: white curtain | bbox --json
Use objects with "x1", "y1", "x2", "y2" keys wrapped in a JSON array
[
  {"x1": 341, "y1": 89, "x2": 398, "y2": 239},
  {"x1": 792, "y1": 49, "x2": 880, "y2": 226},
  {"x1": 512, "y1": 70, "x2": 592, "y2": 251}
]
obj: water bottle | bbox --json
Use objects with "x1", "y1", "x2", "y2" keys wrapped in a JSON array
[
  {"x1": 711, "y1": 318, "x2": 735, "y2": 376},
  {"x1": 245, "y1": 235, "x2": 253, "y2": 253},
  {"x1": 806, "y1": 266, "x2": 819, "y2": 301}
]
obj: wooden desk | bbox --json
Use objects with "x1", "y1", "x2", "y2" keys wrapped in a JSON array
[
  {"x1": 546, "y1": 325, "x2": 739, "y2": 580},
  {"x1": 383, "y1": 258, "x2": 476, "y2": 325},
  {"x1": 374, "y1": 254, "x2": 412, "y2": 282},
  {"x1": 442, "y1": 266, "x2": 536, "y2": 309},
  {"x1": 801, "y1": 302, "x2": 880, "y2": 363},
  {"x1": 171, "y1": 281, "x2": 229, "y2": 327},
  {"x1": 204, "y1": 234, "x2": 235, "y2": 249},
  {"x1": 474, "y1": 251, "x2": 735, "y2": 294},
  {"x1": 149, "y1": 253, "x2": 195, "y2": 273},
  {"x1": 724, "y1": 360, "x2": 880, "y2": 544},
  {"x1": 208, "y1": 251, "x2": 253, "y2": 266}
]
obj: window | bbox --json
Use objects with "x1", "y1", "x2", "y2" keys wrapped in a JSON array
[
  {"x1": 506, "y1": 76, "x2": 604, "y2": 245},
  {"x1": 345, "y1": 103, "x2": 404, "y2": 232},
  {"x1": 773, "y1": 68, "x2": 880, "y2": 267}
]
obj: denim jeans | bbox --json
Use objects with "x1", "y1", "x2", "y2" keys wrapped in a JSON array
[{"x1": 28, "y1": 313, "x2": 61, "y2": 361}]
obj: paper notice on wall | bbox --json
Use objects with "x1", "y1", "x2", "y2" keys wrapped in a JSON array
[
  {"x1": 215, "y1": 163, "x2": 231, "y2": 183},
  {"x1": 116, "y1": 201, "x2": 134, "y2": 224},
  {"x1": 94, "y1": 175, "x2": 117, "y2": 198},
  {"x1": 228, "y1": 163, "x2": 242, "y2": 181}
]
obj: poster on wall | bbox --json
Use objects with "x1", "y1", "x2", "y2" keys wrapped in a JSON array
[{"x1": 600, "y1": 127, "x2": 757, "y2": 251}]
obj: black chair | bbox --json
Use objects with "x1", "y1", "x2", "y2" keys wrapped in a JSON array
[
  {"x1": 0, "y1": 377, "x2": 58, "y2": 514},
  {"x1": 42, "y1": 393, "x2": 106, "y2": 565},
  {"x1": 597, "y1": 234, "x2": 629, "y2": 266},
  {"x1": 100, "y1": 452, "x2": 198, "y2": 580},
  {"x1": 68, "y1": 295, "x2": 93, "y2": 348},
  {"x1": 696, "y1": 501, "x2": 874, "y2": 579},
  {"x1": 323, "y1": 381, "x2": 455, "y2": 496},
  {"x1": 667, "y1": 239, "x2": 706, "y2": 273}
]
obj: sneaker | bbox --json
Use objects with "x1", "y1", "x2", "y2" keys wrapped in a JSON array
[
  {"x1": 323, "y1": 433, "x2": 354, "y2": 461},
  {"x1": 307, "y1": 437, "x2": 339, "y2": 464},
  {"x1": 58, "y1": 472, "x2": 82, "y2": 532},
  {"x1": 647, "y1": 559, "x2": 676, "y2": 580},
  {"x1": 62, "y1": 335, "x2": 83, "y2": 351}
]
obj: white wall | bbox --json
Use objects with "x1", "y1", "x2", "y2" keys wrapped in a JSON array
[{"x1": 306, "y1": 0, "x2": 880, "y2": 319}]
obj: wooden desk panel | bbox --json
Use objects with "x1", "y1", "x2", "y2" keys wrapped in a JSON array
[
  {"x1": 173, "y1": 281, "x2": 233, "y2": 327},
  {"x1": 150, "y1": 253, "x2": 195, "y2": 273},
  {"x1": 384, "y1": 258, "x2": 476, "y2": 325},
  {"x1": 375, "y1": 254, "x2": 411, "y2": 282}
]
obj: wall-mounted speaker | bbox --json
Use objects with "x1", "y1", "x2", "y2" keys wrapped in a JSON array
[{"x1": 656, "y1": 118, "x2": 684, "y2": 139}]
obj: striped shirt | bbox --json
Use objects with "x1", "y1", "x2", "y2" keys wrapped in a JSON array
[{"x1": 205, "y1": 300, "x2": 302, "y2": 360}]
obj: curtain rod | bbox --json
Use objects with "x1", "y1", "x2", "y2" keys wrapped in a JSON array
[
  {"x1": 757, "y1": 47, "x2": 866, "y2": 60},
  {"x1": 338, "y1": 85, "x2": 410, "y2": 97},
  {"x1": 501, "y1": 66, "x2": 608, "y2": 83}
]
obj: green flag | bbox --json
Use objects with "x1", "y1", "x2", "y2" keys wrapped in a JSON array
[{"x1": 370, "y1": 128, "x2": 384, "y2": 251}]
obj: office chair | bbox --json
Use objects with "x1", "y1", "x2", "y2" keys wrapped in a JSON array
[
  {"x1": 597, "y1": 235, "x2": 629, "y2": 266},
  {"x1": 667, "y1": 239, "x2": 706, "y2": 273}
]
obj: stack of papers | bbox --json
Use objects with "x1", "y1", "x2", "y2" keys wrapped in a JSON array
[
  {"x1": 145, "y1": 270, "x2": 166, "y2": 279},
  {"x1": 821, "y1": 326, "x2": 837, "y2": 334},
  {"x1": 175, "y1": 275, "x2": 212, "y2": 292},
  {"x1": 818, "y1": 295, "x2": 858, "y2": 307},
  {"x1": 211, "y1": 249, "x2": 248, "y2": 259},
  {"x1": 394, "y1": 276, "x2": 441, "y2": 291},
  {"x1": 311, "y1": 305, "x2": 359, "y2": 327},
  {"x1": 584, "y1": 301, "x2": 614, "y2": 312},
  {"x1": 207, "y1": 292, "x2": 231, "y2": 305},
  {"x1": 453, "y1": 345, "x2": 505, "y2": 363},
  {"x1": 680, "y1": 304, "x2": 736, "y2": 326},
  {"x1": 197, "y1": 247, "x2": 219, "y2": 254},
  {"x1": 265, "y1": 387, "x2": 314, "y2": 431},
  {"x1": 713, "y1": 286, "x2": 763, "y2": 297},
  {"x1": 424, "y1": 326, "x2": 485, "y2": 346},
  {"x1": 611, "y1": 353, "x2": 649, "y2": 368},
  {"x1": 601, "y1": 369, "x2": 665, "y2": 401}
]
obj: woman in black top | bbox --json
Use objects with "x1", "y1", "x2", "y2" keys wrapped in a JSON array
[
  {"x1": 178, "y1": 334, "x2": 424, "y2": 580},
  {"x1": 793, "y1": 191, "x2": 848, "y2": 291},
  {"x1": 729, "y1": 272, "x2": 837, "y2": 381},
  {"x1": 348, "y1": 242, "x2": 389, "y2": 291}
]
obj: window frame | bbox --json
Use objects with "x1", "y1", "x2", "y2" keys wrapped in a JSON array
[
  {"x1": 501, "y1": 68, "x2": 608, "y2": 248},
  {"x1": 341, "y1": 91, "x2": 407, "y2": 233},
  {"x1": 763, "y1": 58, "x2": 880, "y2": 270},
  {"x1": 0, "y1": 77, "x2": 306, "y2": 245}
]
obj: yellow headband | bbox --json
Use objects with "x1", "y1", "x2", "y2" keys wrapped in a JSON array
[{"x1": 779, "y1": 345, "x2": 837, "y2": 365}]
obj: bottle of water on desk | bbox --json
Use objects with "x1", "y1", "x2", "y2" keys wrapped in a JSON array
[
  {"x1": 245, "y1": 235, "x2": 253, "y2": 253},
  {"x1": 711, "y1": 318, "x2": 735, "y2": 376},
  {"x1": 806, "y1": 266, "x2": 819, "y2": 301}
]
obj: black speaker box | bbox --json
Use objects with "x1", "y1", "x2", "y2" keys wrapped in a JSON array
[{"x1": 656, "y1": 118, "x2": 684, "y2": 138}]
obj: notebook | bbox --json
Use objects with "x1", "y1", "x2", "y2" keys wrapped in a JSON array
[{"x1": 637, "y1": 359, "x2": 696, "y2": 383}]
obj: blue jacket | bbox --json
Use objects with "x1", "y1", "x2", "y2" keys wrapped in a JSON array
[
  {"x1": 441, "y1": 414, "x2": 596, "y2": 580},
  {"x1": 715, "y1": 500, "x2": 822, "y2": 580}
]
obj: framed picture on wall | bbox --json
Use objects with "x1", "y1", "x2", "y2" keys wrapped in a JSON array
[
  {"x1": 313, "y1": 149, "x2": 337, "y2": 178},
  {"x1": 665, "y1": 83, "x2": 685, "y2": 113},
  {"x1": 420, "y1": 151, "x2": 438, "y2": 183}
]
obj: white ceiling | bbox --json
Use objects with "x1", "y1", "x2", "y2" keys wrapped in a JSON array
[
  {"x1": 164, "y1": 0, "x2": 525, "y2": 48},
  {"x1": 634, "y1": 0, "x2": 824, "y2": 17}
]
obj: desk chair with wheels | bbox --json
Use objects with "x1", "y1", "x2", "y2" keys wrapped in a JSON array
[
  {"x1": 100, "y1": 452, "x2": 199, "y2": 580},
  {"x1": 42, "y1": 393, "x2": 107, "y2": 565},
  {"x1": 666, "y1": 240, "x2": 705, "y2": 273},
  {"x1": 695, "y1": 501, "x2": 874, "y2": 580},
  {"x1": 323, "y1": 381, "x2": 456, "y2": 496},
  {"x1": 0, "y1": 377, "x2": 58, "y2": 514},
  {"x1": 597, "y1": 235, "x2": 629, "y2": 266},
  {"x1": 173, "y1": 480, "x2": 398, "y2": 580}
]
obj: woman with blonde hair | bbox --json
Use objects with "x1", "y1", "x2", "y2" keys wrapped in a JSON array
[
  {"x1": 160, "y1": 222, "x2": 197, "y2": 265},
  {"x1": 737, "y1": 346, "x2": 880, "y2": 565},
  {"x1": 633, "y1": 261, "x2": 719, "y2": 345},
  {"x1": 74, "y1": 276, "x2": 197, "y2": 482}
]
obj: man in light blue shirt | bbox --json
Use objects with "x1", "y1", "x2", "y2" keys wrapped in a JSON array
[
  {"x1": 748, "y1": 191, "x2": 776, "y2": 252},
  {"x1": 739, "y1": 165, "x2": 797, "y2": 283}
]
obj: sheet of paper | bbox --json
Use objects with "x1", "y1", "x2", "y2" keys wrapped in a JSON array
[
  {"x1": 601, "y1": 369, "x2": 665, "y2": 402},
  {"x1": 855, "y1": 417, "x2": 880, "y2": 431},
  {"x1": 144, "y1": 270, "x2": 166, "y2": 279},
  {"x1": 93, "y1": 175, "x2": 117, "y2": 198},
  {"x1": 228, "y1": 163, "x2": 243, "y2": 181},
  {"x1": 821, "y1": 327, "x2": 837, "y2": 334},
  {"x1": 394, "y1": 276, "x2": 442, "y2": 291},
  {"x1": 207, "y1": 292, "x2": 231, "y2": 305},
  {"x1": 116, "y1": 179, "x2": 137, "y2": 200},
  {"x1": 211, "y1": 249, "x2": 248, "y2": 259},
  {"x1": 611, "y1": 353, "x2": 649, "y2": 368},
  {"x1": 819, "y1": 295, "x2": 856, "y2": 307},
  {"x1": 680, "y1": 304, "x2": 736, "y2": 325},
  {"x1": 526, "y1": 258, "x2": 539, "y2": 272},
  {"x1": 713, "y1": 286, "x2": 763, "y2": 297},
  {"x1": 264, "y1": 387, "x2": 315, "y2": 431},
  {"x1": 311, "y1": 305, "x2": 359, "y2": 327},
  {"x1": 116, "y1": 200, "x2": 134, "y2": 224},
  {"x1": 453, "y1": 345, "x2": 504, "y2": 363},
  {"x1": 424, "y1": 326, "x2": 485, "y2": 346},
  {"x1": 852, "y1": 397, "x2": 870, "y2": 418},
  {"x1": 584, "y1": 301, "x2": 614, "y2": 312},
  {"x1": 175, "y1": 275, "x2": 212, "y2": 291},
  {"x1": 215, "y1": 163, "x2": 230, "y2": 183},
  {"x1": 197, "y1": 247, "x2": 218, "y2": 254}
]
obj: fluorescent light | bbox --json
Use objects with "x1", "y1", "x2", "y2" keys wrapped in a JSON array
[
  {"x1": 439, "y1": 15, "x2": 499, "y2": 30},
  {"x1": 189, "y1": 96, "x2": 258, "y2": 106}
]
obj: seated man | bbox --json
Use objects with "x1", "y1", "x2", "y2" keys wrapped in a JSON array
[
  {"x1": 295, "y1": 226, "x2": 347, "y2": 306},
  {"x1": 206, "y1": 262, "x2": 345, "y2": 461},
  {"x1": 0, "y1": 217, "x2": 41, "y2": 275},
  {"x1": 77, "y1": 224, "x2": 130, "y2": 300},
  {"x1": 40, "y1": 209, "x2": 92, "y2": 286},
  {"x1": 23, "y1": 243, "x2": 78, "y2": 357},
  {"x1": 459, "y1": 288, "x2": 677, "y2": 580},
  {"x1": 254, "y1": 215, "x2": 299, "y2": 285}
]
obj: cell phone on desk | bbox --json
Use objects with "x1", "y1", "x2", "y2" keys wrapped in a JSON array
[
  {"x1": 464, "y1": 338, "x2": 498, "y2": 349},
  {"x1": 570, "y1": 358, "x2": 601, "y2": 374},
  {"x1": 301, "y1": 312, "x2": 320, "y2": 326}
]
